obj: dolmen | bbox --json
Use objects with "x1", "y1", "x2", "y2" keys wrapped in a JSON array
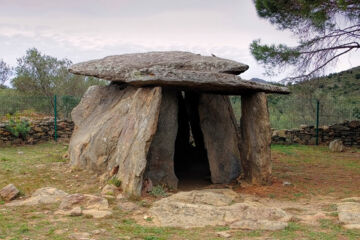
[{"x1": 68, "y1": 51, "x2": 289, "y2": 196}]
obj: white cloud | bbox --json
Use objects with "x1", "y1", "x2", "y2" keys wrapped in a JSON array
[{"x1": 0, "y1": 0, "x2": 358, "y2": 83}]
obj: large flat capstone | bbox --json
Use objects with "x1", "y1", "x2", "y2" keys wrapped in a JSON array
[{"x1": 69, "y1": 51, "x2": 289, "y2": 95}]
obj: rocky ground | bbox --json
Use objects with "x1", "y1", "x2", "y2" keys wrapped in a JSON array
[{"x1": 0, "y1": 142, "x2": 360, "y2": 239}]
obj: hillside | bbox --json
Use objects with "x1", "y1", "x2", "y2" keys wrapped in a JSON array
[
  {"x1": 288, "y1": 66, "x2": 360, "y2": 100},
  {"x1": 232, "y1": 66, "x2": 360, "y2": 129}
]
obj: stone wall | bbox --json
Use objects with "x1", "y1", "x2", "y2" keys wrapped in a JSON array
[
  {"x1": 0, "y1": 118, "x2": 74, "y2": 146},
  {"x1": 271, "y1": 120, "x2": 360, "y2": 147}
]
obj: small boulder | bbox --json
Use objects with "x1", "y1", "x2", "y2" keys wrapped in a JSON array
[
  {"x1": 5, "y1": 187, "x2": 68, "y2": 206},
  {"x1": 59, "y1": 194, "x2": 109, "y2": 211},
  {"x1": 83, "y1": 209, "x2": 112, "y2": 219},
  {"x1": 337, "y1": 201, "x2": 360, "y2": 229},
  {"x1": 329, "y1": 139, "x2": 345, "y2": 152},
  {"x1": 118, "y1": 201, "x2": 139, "y2": 212},
  {"x1": 0, "y1": 184, "x2": 20, "y2": 201},
  {"x1": 101, "y1": 184, "x2": 118, "y2": 197},
  {"x1": 70, "y1": 232, "x2": 93, "y2": 240},
  {"x1": 70, "y1": 206, "x2": 82, "y2": 216},
  {"x1": 216, "y1": 231, "x2": 231, "y2": 238},
  {"x1": 58, "y1": 193, "x2": 111, "y2": 219}
]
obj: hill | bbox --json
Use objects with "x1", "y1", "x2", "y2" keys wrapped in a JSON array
[{"x1": 232, "y1": 66, "x2": 360, "y2": 129}]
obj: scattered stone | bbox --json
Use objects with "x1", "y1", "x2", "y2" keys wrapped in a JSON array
[
  {"x1": 116, "y1": 193, "x2": 125, "y2": 200},
  {"x1": 91, "y1": 229, "x2": 106, "y2": 235},
  {"x1": 70, "y1": 206, "x2": 82, "y2": 216},
  {"x1": 329, "y1": 139, "x2": 345, "y2": 152},
  {"x1": 70, "y1": 232, "x2": 93, "y2": 240},
  {"x1": 341, "y1": 197, "x2": 360, "y2": 203},
  {"x1": 343, "y1": 224, "x2": 360, "y2": 230},
  {"x1": 282, "y1": 181, "x2": 292, "y2": 186},
  {"x1": 230, "y1": 220, "x2": 288, "y2": 231},
  {"x1": 57, "y1": 193, "x2": 111, "y2": 218},
  {"x1": 101, "y1": 184, "x2": 118, "y2": 196},
  {"x1": 149, "y1": 189, "x2": 290, "y2": 229},
  {"x1": 297, "y1": 212, "x2": 327, "y2": 225},
  {"x1": 83, "y1": 209, "x2": 112, "y2": 219},
  {"x1": 59, "y1": 193, "x2": 109, "y2": 210},
  {"x1": 118, "y1": 201, "x2": 138, "y2": 212},
  {"x1": 54, "y1": 229, "x2": 67, "y2": 235},
  {"x1": 337, "y1": 201, "x2": 360, "y2": 229},
  {"x1": 6, "y1": 187, "x2": 68, "y2": 207},
  {"x1": 216, "y1": 231, "x2": 231, "y2": 238},
  {"x1": 0, "y1": 184, "x2": 20, "y2": 201}
]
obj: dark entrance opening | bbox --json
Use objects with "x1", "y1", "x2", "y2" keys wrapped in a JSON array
[{"x1": 174, "y1": 91, "x2": 211, "y2": 189}]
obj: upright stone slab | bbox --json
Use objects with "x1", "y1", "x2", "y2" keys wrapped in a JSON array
[
  {"x1": 240, "y1": 92, "x2": 272, "y2": 185},
  {"x1": 145, "y1": 89, "x2": 179, "y2": 189},
  {"x1": 198, "y1": 94, "x2": 242, "y2": 183},
  {"x1": 69, "y1": 84, "x2": 162, "y2": 196}
]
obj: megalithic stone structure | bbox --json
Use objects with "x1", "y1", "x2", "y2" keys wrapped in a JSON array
[{"x1": 68, "y1": 51, "x2": 289, "y2": 196}]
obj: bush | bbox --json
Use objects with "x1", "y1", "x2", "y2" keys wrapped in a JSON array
[
  {"x1": 150, "y1": 185, "x2": 168, "y2": 197},
  {"x1": 353, "y1": 107, "x2": 360, "y2": 120},
  {"x1": 108, "y1": 176, "x2": 121, "y2": 187},
  {"x1": 4, "y1": 114, "x2": 31, "y2": 139}
]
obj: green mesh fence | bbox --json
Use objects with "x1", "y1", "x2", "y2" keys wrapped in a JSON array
[
  {"x1": 0, "y1": 95, "x2": 81, "y2": 119},
  {"x1": 231, "y1": 96, "x2": 360, "y2": 130}
]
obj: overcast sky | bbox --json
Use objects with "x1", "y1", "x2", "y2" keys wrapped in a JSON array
[{"x1": 1, "y1": 0, "x2": 359, "y2": 82}]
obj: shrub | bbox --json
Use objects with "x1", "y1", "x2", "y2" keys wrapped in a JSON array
[
  {"x1": 353, "y1": 107, "x2": 360, "y2": 120},
  {"x1": 4, "y1": 113, "x2": 31, "y2": 139},
  {"x1": 108, "y1": 176, "x2": 121, "y2": 187},
  {"x1": 150, "y1": 185, "x2": 168, "y2": 197}
]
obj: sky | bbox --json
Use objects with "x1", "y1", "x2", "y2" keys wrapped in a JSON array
[{"x1": 0, "y1": 0, "x2": 359, "y2": 83}]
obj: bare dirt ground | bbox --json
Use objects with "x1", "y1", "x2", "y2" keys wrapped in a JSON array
[{"x1": 0, "y1": 142, "x2": 359, "y2": 239}]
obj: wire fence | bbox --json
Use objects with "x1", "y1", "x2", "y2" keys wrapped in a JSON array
[
  {"x1": 0, "y1": 94, "x2": 359, "y2": 131},
  {"x1": 230, "y1": 96, "x2": 360, "y2": 130},
  {"x1": 0, "y1": 95, "x2": 81, "y2": 120}
]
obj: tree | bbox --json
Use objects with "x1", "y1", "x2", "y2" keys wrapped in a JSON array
[
  {"x1": 0, "y1": 59, "x2": 11, "y2": 86},
  {"x1": 12, "y1": 48, "x2": 105, "y2": 108},
  {"x1": 250, "y1": 0, "x2": 360, "y2": 82}
]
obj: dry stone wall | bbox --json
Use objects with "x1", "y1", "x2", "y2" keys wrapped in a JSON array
[
  {"x1": 0, "y1": 118, "x2": 73, "y2": 146},
  {"x1": 271, "y1": 121, "x2": 360, "y2": 147}
]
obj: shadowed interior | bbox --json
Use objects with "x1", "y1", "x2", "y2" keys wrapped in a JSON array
[{"x1": 174, "y1": 91, "x2": 211, "y2": 189}]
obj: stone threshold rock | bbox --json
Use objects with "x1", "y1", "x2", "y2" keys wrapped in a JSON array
[{"x1": 148, "y1": 189, "x2": 291, "y2": 230}]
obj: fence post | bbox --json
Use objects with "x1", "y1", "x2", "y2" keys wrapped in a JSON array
[
  {"x1": 54, "y1": 95, "x2": 57, "y2": 141},
  {"x1": 315, "y1": 100, "x2": 319, "y2": 145}
]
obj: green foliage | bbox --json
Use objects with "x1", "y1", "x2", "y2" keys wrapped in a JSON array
[
  {"x1": 150, "y1": 185, "x2": 168, "y2": 197},
  {"x1": 108, "y1": 176, "x2": 122, "y2": 187},
  {"x1": 353, "y1": 107, "x2": 360, "y2": 119},
  {"x1": 0, "y1": 59, "x2": 11, "y2": 86},
  {"x1": 11, "y1": 48, "x2": 105, "y2": 112},
  {"x1": 58, "y1": 96, "x2": 81, "y2": 119},
  {"x1": 5, "y1": 113, "x2": 31, "y2": 139},
  {"x1": 251, "y1": 0, "x2": 360, "y2": 80}
]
